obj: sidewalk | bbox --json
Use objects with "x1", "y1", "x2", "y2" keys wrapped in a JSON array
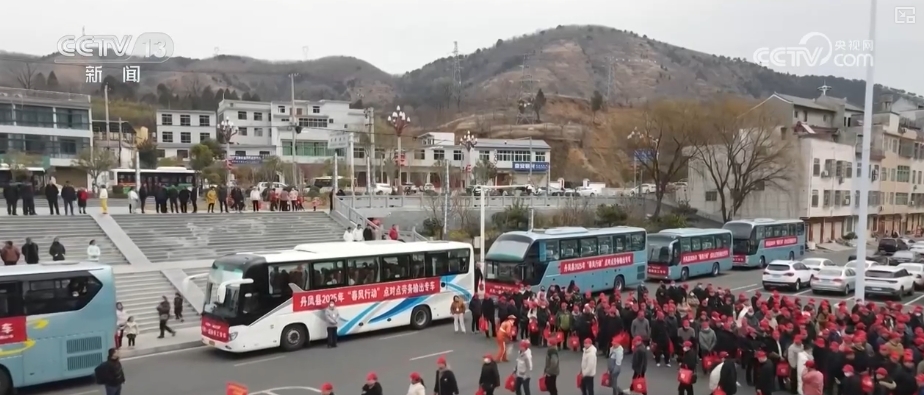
[{"x1": 120, "y1": 326, "x2": 202, "y2": 358}]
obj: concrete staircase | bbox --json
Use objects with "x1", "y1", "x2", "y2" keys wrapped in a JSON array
[
  {"x1": 0, "y1": 216, "x2": 129, "y2": 265},
  {"x1": 111, "y1": 212, "x2": 344, "y2": 262},
  {"x1": 114, "y1": 271, "x2": 199, "y2": 334}
]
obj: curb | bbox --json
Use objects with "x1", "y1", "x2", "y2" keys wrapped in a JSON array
[{"x1": 121, "y1": 340, "x2": 204, "y2": 358}]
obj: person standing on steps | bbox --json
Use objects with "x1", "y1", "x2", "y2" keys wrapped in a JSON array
[
  {"x1": 138, "y1": 184, "x2": 148, "y2": 214},
  {"x1": 178, "y1": 187, "x2": 190, "y2": 213},
  {"x1": 1, "y1": 241, "x2": 21, "y2": 266},
  {"x1": 128, "y1": 187, "x2": 139, "y2": 214},
  {"x1": 49, "y1": 237, "x2": 66, "y2": 261},
  {"x1": 173, "y1": 292, "x2": 184, "y2": 322},
  {"x1": 218, "y1": 185, "x2": 229, "y2": 213},
  {"x1": 206, "y1": 187, "x2": 217, "y2": 213},
  {"x1": 87, "y1": 240, "x2": 101, "y2": 262},
  {"x1": 45, "y1": 181, "x2": 60, "y2": 215},
  {"x1": 3, "y1": 181, "x2": 19, "y2": 215},
  {"x1": 22, "y1": 238, "x2": 39, "y2": 264},
  {"x1": 98, "y1": 185, "x2": 109, "y2": 215},
  {"x1": 77, "y1": 187, "x2": 89, "y2": 214},
  {"x1": 61, "y1": 181, "x2": 76, "y2": 215},
  {"x1": 20, "y1": 182, "x2": 35, "y2": 215},
  {"x1": 167, "y1": 183, "x2": 179, "y2": 213},
  {"x1": 156, "y1": 296, "x2": 176, "y2": 338}
]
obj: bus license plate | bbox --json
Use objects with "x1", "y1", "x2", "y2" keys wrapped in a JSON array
[{"x1": 869, "y1": 288, "x2": 882, "y2": 291}]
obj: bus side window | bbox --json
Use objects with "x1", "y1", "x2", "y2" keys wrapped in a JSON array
[
  {"x1": 796, "y1": 223, "x2": 805, "y2": 236},
  {"x1": 378, "y1": 255, "x2": 408, "y2": 281},
  {"x1": 559, "y1": 239, "x2": 579, "y2": 259},
  {"x1": 780, "y1": 225, "x2": 790, "y2": 237},
  {"x1": 449, "y1": 249, "x2": 470, "y2": 274},
  {"x1": 680, "y1": 237, "x2": 692, "y2": 253},
  {"x1": 544, "y1": 240, "x2": 560, "y2": 261},
  {"x1": 580, "y1": 238, "x2": 598, "y2": 257},
  {"x1": 427, "y1": 252, "x2": 450, "y2": 276},
  {"x1": 409, "y1": 253, "x2": 427, "y2": 279},
  {"x1": 598, "y1": 236, "x2": 613, "y2": 255},
  {"x1": 690, "y1": 236, "x2": 702, "y2": 252},
  {"x1": 755, "y1": 226, "x2": 765, "y2": 240},
  {"x1": 0, "y1": 282, "x2": 23, "y2": 318},
  {"x1": 629, "y1": 232, "x2": 645, "y2": 251},
  {"x1": 721, "y1": 233, "x2": 731, "y2": 249},
  {"x1": 24, "y1": 275, "x2": 101, "y2": 315},
  {"x1": 311, "y1": 261, "x2": 346, "y2": 289},
  {"x1": 613, "y1": 235, "x2": 626, "y2": 252},
  {"x1": 701, "y1": 235, "x2": 715, "y2": 250}
]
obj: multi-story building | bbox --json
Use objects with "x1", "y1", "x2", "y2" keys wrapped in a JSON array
[
  {"x1": 92, "y1": 120, "x2": 137, "y2": 167},
  {"x1": 0, "y1": 87, "x2": 93, "y2": 186},
  {"x1": 154, "y1": 109, "x2": 219, "y2": 160},
  {"x1": 686, "y1": 88, "x2": 884, "y2": 242}
]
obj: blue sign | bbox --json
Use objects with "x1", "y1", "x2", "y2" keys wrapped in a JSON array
[
  {"x1": 511, "y1": 162, "x2": 550, "y2": 172},
  {"x1": 229, "y1": 155, "x2": 266, "y2": 165},
  {"x1": 634, "y1": 149, "x2": 656, "y2": 163}
]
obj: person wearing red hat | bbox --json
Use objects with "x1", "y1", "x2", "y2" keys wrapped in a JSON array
[
  {"x1": 407, "y1": 372, "x2": 426, "y2": 395},
  {"x1": 753, "y1": 351, "x2": 775, "y2": 395},
  {"x1": 874, "y1": 367, "x2": 897, "y2": 395},
  {"x1": 709, "y1": 351, "x2": 737, "y2": 395},
  {"x1": 434, "y1": 356, "x2": 459, "y2": 395},
  {"x1": 795, "y1": 339, "x2": 814, "y2": 395},
  {"x1": 497, "y1": 315, "x2": 516, "y2": 362},
  {"x1": 478, "y1": 354, "x2": 500, "y2": 395},
  {"x1": 631, "y1": 336, "x2": 648, "y2": 379},
  {"x1": 677, "y1": 341, "x2": 697, "y2": 395},
  {"x1": 513, "y1": 340, "x2": 533, "y2": 395},
  {"x1": 579, "y1": 338, "x2": 596, "y2": 395},
  {"x1": 543, "y1": 339, "x2": 560, "y2": 395},
  {"x1": 697, "y1": 321, "x2": 716, "y2": 360},
  {"x1": 801, "y1": 360, "x2": 823, "y2": 395},
  {"x1": 320, "y1": 382, "x2": 334, "y2": 395},
  {"x1": 362, "y1": 372, "x2": 383, "y2": 395}
]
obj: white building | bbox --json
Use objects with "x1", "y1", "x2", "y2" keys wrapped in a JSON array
[
  {"x1": 0, "y1": 87, "x2": 93, "y2": 187},
  {"x1": 154, "y1": 110, "x2": 221, "y2": 159},
  {"x1": 408, "y1": 132, "x2": 551, "y2": 187}
]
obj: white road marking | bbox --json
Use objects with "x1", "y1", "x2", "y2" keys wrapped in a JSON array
[
  {"x1": 795, "y1": 288, "x2": 814, "y2": 296},
  {"x1": 410, "y1": 349, "x2": 454, "y2": 361},
  {"x1": 379, "y1": 332, "x2": 415, "y2": 340},
  {"x1": 254, "y1": 386, "x2": 321, "y2": 394},
  {"x1": 729, "y1": 284, "x2": 759, "y2": 291},
  {"x1": 904, "y1": 293, "x2": 924, "y2": 306},
  {"x1": 121, "y1": 346, "x2": 203, "y2": 361},
  {"x1": 233, "y1": 356, "x2": 286, "y2": 367}
]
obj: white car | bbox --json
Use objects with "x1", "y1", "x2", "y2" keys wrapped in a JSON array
[
  {"x1": 574, "y1": 186, "x2": 597, "y2": 197},
  {"x1": 892, "y1": 250, "x2": 922, "y2": 264},
  {"x1": 801, "y1": 258, "x2": 836, "y2": 276},
  {"x1": 762, "y1": 260, "x2": 814, "y2": 291},
  {"x1": 897, "y1": 263, "x2": 924, "y2": 289},
  {"x1": 845, "y1": 260, "x2": 879, "y2": 269},
  {"x1": 864, "y1": 266, "x2": 915, "y2": 299},
  {"x1": 372, "y1": 183, "x2": 393, "y2": 195}
]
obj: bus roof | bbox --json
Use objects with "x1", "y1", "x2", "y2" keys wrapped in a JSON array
[
  {"x1": 724, "y1": 218, "x2": 804, "y2": 226},
  {"x1": 502, "y1": 226, "x2": 646, "y2": 241},
  {"x1": 655, "y1": 228, "x2": 732, "y2": 237},
  {"x1": 213, "y1": 240, "x2": 474, "y2": 268},
  {"x1": 0, "y1": 261, "x2": 111, "y2": 276},
  {"x1": 111, "y1": 167, "x2": 194, "y2": 173}
]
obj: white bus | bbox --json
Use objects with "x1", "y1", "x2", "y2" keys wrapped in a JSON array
[
  {"x1": 103, "y1": 167, "x2": 197, "y2": 194},
  {"x1": 186, "y1": 240, "x2": 474, "y2": 353}
]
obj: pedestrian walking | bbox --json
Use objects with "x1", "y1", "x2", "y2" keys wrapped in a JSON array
[
  {"x1": 1, "y1": 241, "x2": 20, "y2": 266},
  {"x1": 22, "y1": 238, "x2": 39, "y2": 264},
  {"x1": 607, "y1": 338, "x2": 624, "y2": 395},
  {"x1": 93, "y1": 348, "x2": 125, "y2": 395},
  {"x1": 320, "y1": 382, "x2": 334, "y2": 395},
  {"x1": 362, "y1": 372, "x2": 383, "y2": 395},
  {"x1": 543, "y1": 338, "x2": 560, "y2": 395},
  {"x1": 87, "y1": 240, "x2": 101, "y2": 262},
  {"x1": 325, "y1": 301, "x2": 339, "y2": 347},
  {"x1": 580, "y1": 339, "x2": 597, "y2": 395},
  {"x1": 514, "y1": 340, "x2": 533, "y2": 395},
  {"x1": 156, "y1": 296, "x2": 175, "y2": 338},
  {"x1": 406, "y1": 373, "x2": 425, "y2": 395},
  {"x1": 479, "y1": 354, "x2": 500, "y2": 395},
  {"x1": 173, "y1": 292, "x2": 184, "y2": 322},
  {"x1": 434, "y1": 356, "x2": 459, "y2": 395},
  {"x1": 99, "y1": 185, "x2": 109, "y2": 215},
  {"x1": 49, "y1": 237, "x2": 66, "y2": 261}
]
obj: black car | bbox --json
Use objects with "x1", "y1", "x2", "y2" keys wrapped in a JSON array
[{"x1": 877, "y1": 238, "x2": 908, "y2": 255}]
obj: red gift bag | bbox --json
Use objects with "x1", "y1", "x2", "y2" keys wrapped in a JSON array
[
  {"x1": 591, "y1": 321, "x2": 599, "y2": 337},
  {"x1": 713, "y1": 387, "x2": 727, "y2": 395},
  {"x1": 703, "y1": 354, "x2": 718, "y2": 371},
  {"x1": 529, "y1": 319, "x2": 539, "y2": 333},
  {"x1": 630, "y1": 377, "x2": 647, "y2": 394},
  {"x1": 542, "y1": 327, "x2": 551, "y2": 341},
  {"x1": 568, "y1": 333, "x2": 580, "y2": 351},
  {"x1": 549, "y1": 316, "x2": 556, "y2": 326},
  {"x1": 576, "y1": 373, "x2": 582, "y2": 388},
  {"x1": 776, "y1": 362, "x2": 790, "y2": 377},
  {"x1": 475, "y1": 388, "x2": 485, "y2": 395},
  {"x1": 554, "y1": 331, "x2": 565, "y2": 344},
  {"x1": 860, "y1": 374, "x2": 873, "y2": 393},
  {"x1": 504, "y1": 374, "x2": 516, "y2": 392},
  {"x1": 479, "y1": 317, "x2": 488, "y2": 332},
  {"x1": 538, "y1": 375, "x2": 548, "y2": 392},
  {"x1": 678, "y1": 368, "x2": 693, "y2": 385},
  {"x1": 601, "y1": 374, "x2": 611, "y2": 387}
]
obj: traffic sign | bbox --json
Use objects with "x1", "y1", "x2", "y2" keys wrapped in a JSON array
[
  {"x1": 327, "y1": 131, "x2": 352, "y2": 149},
  {"x1": 634, "y1": 149, "x2": 656, "y2": 163}
]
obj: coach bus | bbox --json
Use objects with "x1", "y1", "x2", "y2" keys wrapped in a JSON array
[
  {"x1": 186, "y1": 240, "x2": 474, "y2": 353},
  {"x1": 0, "y1": 262, "x2": 116, "y2": 395},
  {"x1": 105, "y1": 167, "x2": 197, "y2": 194},
  {"x1": 723, "y1": 218, "x2": 806, "y2": 268},
  {"x1": 483, "y1": 226, "x2": 648, "y2": 295},
  {"x1": 646, "y1": 228, "x2": 733, "y2": 281}
]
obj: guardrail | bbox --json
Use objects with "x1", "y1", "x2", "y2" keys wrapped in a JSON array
[
  {"x1": 340, "y1": 195, "x2": 628, "y2": 209},
  {"x1": 332, "y1": 197, "x2": 429, "y2": 241}
]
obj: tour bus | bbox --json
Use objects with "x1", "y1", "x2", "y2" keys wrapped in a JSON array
[
  {"x1": 646, "y1": 228, "x2": 733, "y2": 281},
  {"x1": 0, "y1": 262, "x2": 116, "y2": 394},
  {"x1": 483, "y1": 226, "x2": 648, "y2": 295},
  {"x1": 186, "y1": 240, "x2": 474, "y2": 353},
  {"x1": 106, "y1": 167, "x2": 197, "y2": 194},
  {"x1": 0, "y1": 164, "x2": 47, "y2": 189},
  {"x1": 723, "y1": 218, "x2": 806, "y2": 268}
]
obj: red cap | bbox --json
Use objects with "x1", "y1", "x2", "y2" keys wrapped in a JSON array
[
  {"x1": 584, "y1": 338, "x2": 593, "y2": 345},
  {"x1": 718, "y1": 351, "x2": 729, "y2": 358},
  {"x1": 321, "y1": 383, "x2": 334, "y2": 391},
  {"x1": 483, "y1": 353, "x2": 493, "y2": 360},
  {"x1": 876, "y1": 367, "x2": 888, "y2": 376},
  {"x1": 756, "y1": 351, "x2": 767, "y2": 358},
  {"x1": 683, "y1": 341, "x2": 692, "y2": 348},
  {"x1": 437, "y1": 356, "x2": 447, "y2": 365},
  {"x1": 366, "y1": 372, "x2": 377, "y2": 381},
  {"x1": 410, "y1": 372, "x2": 421, "y2": 380},
  {"x1": 805, "y1": 360, "x2": 815, "y2": 369},
  {"x1": 843, "y1": 365, "x2": 854, "y2": 373}
]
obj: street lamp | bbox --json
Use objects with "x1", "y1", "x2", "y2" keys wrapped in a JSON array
[
  {"x1": 217, "y1": 119, "x2": 238, "y2": 184},
  {"x1": 460, "y1": 131, "x2": 478, "y2": 187},
  {"x1": 387, "y1": 106, "x2": 410, "y2": 188}
]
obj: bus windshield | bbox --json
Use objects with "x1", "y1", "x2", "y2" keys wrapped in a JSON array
[
  {"x1": 204, "y1": 267, "x2": 244, "y2": 317},
  {"x1": 725, "y1": 223, "x2": 754, "y2": 254},
  {"x1": 486, "y1": 234, "x2": 532, "y2": 261},
  {"x1": 647, "y1": 235, "x2": 674, "y2": 264},
  {"x1": 485, "y1": 260, "x2": 534, "y2": 284}
]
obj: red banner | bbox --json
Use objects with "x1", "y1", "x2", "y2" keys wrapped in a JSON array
[
  {"x1": 680, "y1": 248, "x2": 730, "y2": 264},
  {"x1": 764, "y1": 236, "x2": 798, "y2": 248},
  {"x1": 485, "y1": 281, "x2": 520, "y2": 296},
  {"x1": 202, "y1": 317, "x2": 230, "y2": 342},
  {"x1": 559, "y1": 253, "x2": 635, "y2": 274},
  {"x1": 226, "y1": 382, "x2": 248, "y2": 395},
  {"x1": 647, "y1": 265, "x2": 669, "y2": 277},
  {"x1": 733, "y1": 255, "x2": 746, "y2": 264},
  {"x1": 294, "y1": 278, "x2": 441, "y2": 312},
  {"x1": 0, "y1": 316, "x2": 27, "y2": 345}
]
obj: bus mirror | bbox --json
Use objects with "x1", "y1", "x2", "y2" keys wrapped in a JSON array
[{"x1": 217, "y1": 278, "x2": 254, "y2": 304}]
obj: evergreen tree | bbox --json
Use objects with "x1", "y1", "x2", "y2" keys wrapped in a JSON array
[
  {"x1": 241, "y1": 92, "x2": 252, "y2": 101},
  {"x1": 46, "y1": 71, "x2": 60, "y2": 90}
]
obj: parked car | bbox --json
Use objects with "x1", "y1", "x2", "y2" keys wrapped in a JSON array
[
  {"x1": 891, "y1": 250, "x2": 921, "y2": 264},
  {"x1": 574, "y1": 186, "x2": 597, "y2": 197},
  {"x1": 863, "y1": 266, "x2": 915, "y2": 300},
  {"x1": 877, "y1": 238, "x2": 909, "y2": 255},
  {"x1": 897, "y1": 263, "x2": 924, "y2": 290},
  {"x1": 810, "y1": 267, "x2": 856, "y2": 296},
  {"x1": 372, "y1": 183, "x2": 393, "y2": 195},
  {"x1": 762, "y1": 260, "x2": 814, "y2": 291},
  {"x1": 845, "y1": 259, "x2": 880, "y2": 270},
  {"x1": 801, "y1": 257, "x2": 836, "y2": 276}
]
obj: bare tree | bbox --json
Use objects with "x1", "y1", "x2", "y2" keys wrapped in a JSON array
[
  {"x1": 688, "y1": 97, "x2": 794, "y2": 222},
  {"x1": 8, "y1": 63, "x2": 38, "y2": 89}
]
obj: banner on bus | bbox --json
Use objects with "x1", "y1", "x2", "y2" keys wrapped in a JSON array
[
  {"x1": 294, "y1": 278, "x2": 441, "y2": 312},
  {"x1": 764, "y1": 236, "x2": 798, "y2": 248},
  {"x1": 559, "y1": 252, "x2": 634, "y2": 275},
  {"x1": 0, "y1": 316, "x2": 27, "y2": 345},
  {"x1": 679, "y1": 248, "x2": 730, "y2": 265}
]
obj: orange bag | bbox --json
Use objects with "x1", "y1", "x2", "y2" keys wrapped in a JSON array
[
  {"x1": 678, "y1": 368, "x2": 693, "y2": 385},
  {"x1": 568, "y1": 333, "x2": 579, "y2": 351},
  {"x1": 601, "y1": 374, "x2": 611, "y2": 387},
  {"x1": 776, "y1": 362, "x2": 790, "y2": 377},
  {"x1": 504, "y1": 374, "x2": 516, "y2": 392},
  {"x1": 630, "y1": 377, "x2": 647, "y2": 394},
  {"x1": 538, "y1": 375, "x2": 547, "y2": 392}
]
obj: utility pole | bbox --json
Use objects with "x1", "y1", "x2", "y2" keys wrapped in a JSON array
[
  {"x1": 364, "y1": 108, "x2": 374, "y2": 200},
  {"x1": 515, "y1": 52, "x2": 539, "y2": 125},
  {"x1": 452, "y1": 41, "x2": 463, "y2": 111},
  {"x1": 605, "y1": 56, "x2": 614, "y2": 101},
  {"x1": 289, "y1": 73, "x2": 299, "y2": 190},
  {"x1": 103, "y1": 83, "x2": 111, "y2": 154},
  {"x1": 118, "y1": 117, "x2": 123, "y2": 167}
]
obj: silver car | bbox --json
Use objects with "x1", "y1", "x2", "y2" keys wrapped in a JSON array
[{"x1": 810, "y1": 267, "x2": 856, "y2": 295}]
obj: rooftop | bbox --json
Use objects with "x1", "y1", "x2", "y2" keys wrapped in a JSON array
[
  {"x1": 0, "y1": 86, "x2": 91, "y2": 107},
  {"x1": 774, "y1": 93, "x2": 864, "y2": 113}
]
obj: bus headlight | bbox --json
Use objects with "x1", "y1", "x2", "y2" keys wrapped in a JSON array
[{"x1": 229, "y1": 332, "x2": 238, "y2": 341}]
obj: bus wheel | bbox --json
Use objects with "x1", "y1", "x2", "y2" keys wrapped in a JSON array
[
  {"x1": 680, "y1": 268, "x2": 689, "y2": 282},
  {"x1": 760, "y1": 256, "x2": 767, "y2": 269},
  {"x1": 0, "y1": 367, "x2": 10, "y2": 395},
  {"x1": 613, "y1": 275, "x2": 625, "y2": 292},
  {"x1": 280, "y1": 324, "x2": 308, "y2": 351},
  {"x1": 788, "y1": 251, "x2": 795, "y2": 260},
  {"x1": 410, "y1": 306, "x2": 432, "y2": 330},
  {"x1": 711, "y1": 263, "x2": 720, "y2": 277}
]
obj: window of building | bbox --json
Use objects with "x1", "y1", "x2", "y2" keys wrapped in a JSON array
[
  {"x1": 199, "y1": 115, "x2": 210, "y2": 126},
  {"x1": 845, "y1": 162, "x2": 853, "y2": 178},
  {"x1": 180, "y1": 132, "x2": 191, "y2": 144},
  {"x1": 480, "y1": 150, "x2": 490, "y2": 162},
  {"x1": 296, "y1": 108, "x2": 303, "y2": 116},
  {"x1": 453, "y1": 150, "x2": 463, "y2": 161},
  {"x1": 897, "y1": 193, "x2": 909, "y2": 205},
  {"x1": 823, "y1": 159, "x2": 834, "y2": 175},
  {"x1": 176, "y1": 149, "x2": 189, "y2": 159},
  {"x1": 891, "y1": 168, "x2": 897, "y2": 181},
  {"x1": 835, "y1": 161, "x2": 843, "y2": 177},
  {"x1": 433, "y1": 149, "x2": 445, "y2": 160},
  {"x1": 199, "y1": 133, "x2": 211, "y2": 142},
  {"x1": 312, "y1": 106, "x2": 320, "y2": 114},
  {"x1": 898, "y1": 166, "x2": 910, "y2": 182},
  {"x1": 415, "y1": 150, "x2": 426, "y2": 160},
  {"x1": 834, "y1": 191, "x2": 842, "y2": 206},
  {"x1": 239, "y1": 127, "x2": 248, "y2": 136},
  {"x1": 281, "y1": 141, "x2": 335, "y2": 157},
  {"x1": 277, "y1": 106, "x2": 286, "y2": 114},
  {"x1": 705, "y1": 191, "x2": 717, "y2": 201},
  {"x1": 161, "y1": 131, "x2": 173, "y2": 143},
  {"x1": 811, "y1": 190, "x2": 819, "y2": 207},
  {"x1": 513, "y1": 151, "x2": 531, "y2": 162},
  {"x1": 254, "y1": 113, "x2": 263, "y2": 121},
  {"x1": 353, "y1": 147, "x2": 365, "y2": 159},
  {"x1": 237, "y1": 111, "x2": 247, "y2": 120},
  {"x1": 56, "y1": 108, "x2": 89, "y2": 130},
  {"x1": 304, "y1": 118, "x2": 326, "y2": 128},
  {"x1": 180, "y1": 115, "x2": 191, "y2": 126},
  {"x1": 235, "y1": 150, "x2": 246, "y2": 156},
  {"x1": 856, "y1": 163, "x2": 862, "y2": 177},
  {"x1": 496, "y1": 150, "x2": 512, "y2": 161},
  {"x1": 535, "y1": 152, "x2": 546, "y2": 162},
  {"x1": 255, "y1": 128, "x2": 263, "y2": 137},
  {"x1": 823, "y1": 190, "x2": 831, "y2": 206},
  {"x1": 259, "y1": 151, "x2": 271, "y2": 157},
  {"x1": 161, "y1": 113, "x2": 172, "y2": 125},
  {"x1": 58, "y1": 138, "x2": 78, "y2": 155},
  {"x1": 156, "y1": 149, "x2": 165, "y2": 158}
]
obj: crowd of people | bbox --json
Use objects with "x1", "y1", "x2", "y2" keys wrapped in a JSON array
[
  {"x1": 0, "y1": 238, "x2": 102, "y2": 265},
  {"x1": 125, "y1": 184, "x2": 321, "y2": 214},
  {"x1": 3, "y1": 180, "x2": 92, "y2": 215}
]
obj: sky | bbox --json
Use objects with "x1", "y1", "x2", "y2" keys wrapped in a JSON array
[{"x1": 2, "y1": 0, "x2": 923, "y2": 97}]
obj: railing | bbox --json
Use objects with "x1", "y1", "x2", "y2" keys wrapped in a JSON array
[
  {"x1": 341, "y1": 194, "x2": 630, "y2": 209},
  {"x1": 332, "y1": 196, "x2": 383, "y2": 238},
  {"x1": 0, "y1": 87, "x2": 91, "y2": 103}
]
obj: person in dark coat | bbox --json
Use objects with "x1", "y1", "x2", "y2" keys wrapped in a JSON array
[
  {"x1": 167, "y1": 184, "x2": 179, "y2": 213},
  {"x1": 155, "y1": 185, "x2": 168, "y2": 213},
  {"x1": 478, "y1": 354, "x2": 501, "y2": 395},
  {"x1": 754, "y1": 351, "x2": 775, "y2": 395},
  {"x1": 632, "y1": 338, "x2": 648, "y2": 378},
  {"x1": 49, "y1": 237, "x2": 66, "y2": 261},
  {"x1": 178, "y1": 188, "x2": 190, "y2": 213},
  {"x1": 434, "y1": 356, "x2": 459, "y2": 395},
  {"x1": 717, "y1": 352, "x2": 738, "y2": 395},
  {"x1": 20, "y1": 183, "x2": 35, "y2": 215},
  {"x1": 218, "y1": 186, "x2": 229, "y2": 213},
  {"x1": 231, "y1": 187, "x2": 244, "y2": 212},
  {"x1": 22, "y1": 238, "x2": 39, "y2": 264},
  {"x1": 678, "y1": 341, "x2": 698, "y2": 395},
  {"x1": 3, "y1": 182, "x2": 19, "y2": 215},
  {"x1": 45, "y1": 181, "x2": 60, "y2": 215},
  {"x1": 138, "y1": 185, "x2": 148, "y2": 214},
  {"x1": 363, "y1": 225, "x2": 374, "y2": 241},
  {"x1": 189, "y1": 187, "x2": 198, "y2": 213},
  {"x1": 482, "y1": 296, "x2": 496, "y2": 338},
  {"x1": 60, "y1": 181, "x2": 76, "y2": 215},
  {"x1": 469, "y1": 295, "x2": 483, "y2": 334},
  {"x1": 361, "y1": 372, "x2": 383, "y2": 395}
]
